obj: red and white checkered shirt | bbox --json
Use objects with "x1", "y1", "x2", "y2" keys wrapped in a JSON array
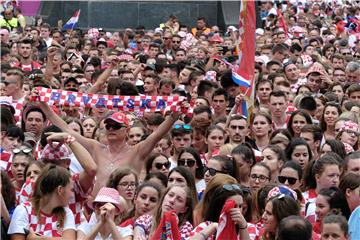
[
  {"x1": 17, "y1": 178, "x2": 35, "y2": 205},
  {"x1": 14, "y1": 173, "x2": 91, "y2": 226},
  {"x1": 0, "y1": 149, "x2": 11, "y2": 173},
  {"x1": 303, "y1": 189, "x2": 317, "y2": 224},
  {"x1": 135, "y1": 214, "x2": 193, "y2": 239},
  {"x1": 11, "y1": 97, "x2": 25, "y2": 124},
  {"x1": 8, "y1": 201, "x2": 75, "y2": 237},
  {"x1": 190, "y1": 221, "x2": 258, "y2": 240},
  {"x1": 290, "y1": 77, "x2": 307, "y2": 93}
]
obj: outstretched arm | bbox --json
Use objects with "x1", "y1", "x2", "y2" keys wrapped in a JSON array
[{"x1": 88, "y1": 58, "x2": 119, "y2": 94}]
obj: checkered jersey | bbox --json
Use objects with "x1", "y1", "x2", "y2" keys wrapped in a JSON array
[
  {"x1": 14, "y1": 173, "x2": 91, "y2": 226},
  {"x1": 135, "y1": 214, "x2": 193, "y2": 239},
  {"x1": 190, "y1": 221, "x2": 258, "y2": 240},
  {"x1": 8, "y1": 201, "x2": 75, "y2": 237},
  {"x1": 290, "y1": 77, "x2": 307, "y2": 93},
  {"x1": 0, "y1": 150, "x2": 11, "y2": 173},
  {"x1": 17, "y1": 178, "x2": 35, "y2": 205},
  {"x1": 303, "y1": 189, "x2": 317, "y2": 224}
]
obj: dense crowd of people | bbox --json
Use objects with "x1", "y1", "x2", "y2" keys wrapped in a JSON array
[{"x1": 1, "y1": 0, "x2": 360, "y2": 239}]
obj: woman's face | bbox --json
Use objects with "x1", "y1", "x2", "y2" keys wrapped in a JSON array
[
  {"x1": 320, "y1": 143, "x2": 332, "y2": 157},
  {"x1": 127, "y1": 127, "x2": 144, "y2": 146},
  {"x1": 25, "y1": 163, "x2": 42, "y2": 182},
  {"x1": 291, "y1": 114, "x2": 307, "y2": 136},
  {"x1": 11, "y1": 155, "x2": 29, "y2": 184},
  {"x1": 262, "y1": 201, "x2": 277, "y2": 233},
  {"x1": 249, "y1": 165, "x2": 270, "y2": 193},
  {"x1": 315, "y1": 99, "x2": 325, "y2": 120},
  {"x1": 278, "y1": 167, "x2": 301, "y2": 190},
  {"x1": 332, "y1": 85, "x2": 344, "y2": 101},
  {"x1": 82, "y1": 118, "x2": 97, "y2": 138},
  {"x1": 178, "y1": 152, "x2": 197, "y2": 177},
  {"x1": 162, "y1": 186, "x2": 188, "y2": 214},
  {"x1": 151, "y1": 155, "x2": 170, "y2": 176},
  {"x1": 192, "y1": 130, "x2": 206, "y2": 154},
  {"x1": 116, "y1": 174, "x2": 137, "y2": 201},
  {"x1": 228, "y1": 194, "x2": 244, "y2": 210},
  {"x1": 204, "y1": 159, "x2": 223, "y2": 185},
  {"x1": 68, "y1": 122, "x2": 82, "y2": 135},
  {"x1": 298, "y1": 86, "x2": 310, "y2": 95},
  {"x1": 322, "y1": 223, "x2": 348, "y2": 240},
  {"x1": 340, "y1": 128, "x2": 358, "y2": 147},
  {"x1": 22, "y1": 84, "x2": 31, "y2": 96},
  {"x1": 325, "y1": 47, "x2": 335, "y2": 59},
  {"x1": 252, "y1": 115, "x2": 271, "y2": 138},
  {"x1": 60, "y1": 179, "x2": 74, "y2": 206},
  {"x1": 315, "y1": 194, "x2": 330, "y2": 222},
  {"x1": 135, "y1": 186, "x2": 159, "y2": 216},
  {"x1": 168, "y1": 171, "x2": 187, "y2": 188},
  {"x1": 323, "y1": 106, "x2": 340, "y2": 128},
  {"x1": 206, "y1": 129, "x2": 225, "y2": 153},
  {"x1": 262, "y1": 148, "x2": 281, "y2": 174},
  {"x1": 233, "y1": 154, "x2": 252, "y2": 180},
  {"x1": 291, "y1": 145, "x2": 310, "y2": 169},
  {"x1": 316, "y1": 164, "x2": 340, "y2": 189}
]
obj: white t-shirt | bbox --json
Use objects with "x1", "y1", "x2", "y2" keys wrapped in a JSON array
[
  {"x1": 77, "y1": 222, "x2": 133, "y2": 240},
  {"x1": 8, "y1": 202, "x2": 75, "y2": 237}
]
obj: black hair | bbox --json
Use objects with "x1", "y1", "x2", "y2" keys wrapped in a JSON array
[{"x1": 178, "y1": 147, "x2": 204, "y2": 179}]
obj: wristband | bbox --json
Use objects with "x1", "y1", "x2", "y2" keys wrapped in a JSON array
[
  {"x1": 65, "y1": 135, "x2": 76, "y2": 145},
  {"x1": 239, "y1": 224, "x2": 247, "y2": 229}
]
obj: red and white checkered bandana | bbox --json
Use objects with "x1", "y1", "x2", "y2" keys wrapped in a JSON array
[
  {"x1": 204, "y1": 71, "x2": 217, "y2": 82},
  {"x1": 340, "y1": 121, "x2": 359, "y2": 133},
  {"x1": 41, "y1": 142, "x2": 70, "y2": 161},
  {"x1": 343, "y1": 142, "x2": 355, "y2": 154}
]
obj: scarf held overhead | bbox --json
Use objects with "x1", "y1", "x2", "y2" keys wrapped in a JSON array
[{"x1": 32, "y1": 87, "x2": 186, "y2": 113}]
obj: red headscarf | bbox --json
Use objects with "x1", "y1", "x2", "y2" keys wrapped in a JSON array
[{"x1": 215, "y1": 199, "x2": 238, "y2": 240}]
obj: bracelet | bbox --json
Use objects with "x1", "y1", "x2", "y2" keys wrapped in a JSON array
[
  {"x1": 65, "y1": 135, "x2": 76, "y2": 145},
  {"x1": 199, "y1": 232, "x2": 207, "y2": 240},
  {"x1": 238, "y1": 224, "x2": 247, "y2": 230}
]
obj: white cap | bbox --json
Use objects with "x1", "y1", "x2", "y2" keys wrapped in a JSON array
[{"x1": 256, "y1": 28, "x2": 265, "y2": 35}]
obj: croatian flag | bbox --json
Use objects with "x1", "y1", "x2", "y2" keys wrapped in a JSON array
[
  {"x1": 232, "y1": 71, "x2": 251, "y2": 88},
  {"x1": 63, "y1": 10, "x2": 80, "y2": 30}
]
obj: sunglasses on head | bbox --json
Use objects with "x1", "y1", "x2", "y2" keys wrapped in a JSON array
[
  {"x1": 278, "y1": 176, "x2": 298, "y2": 185},
  {"x1": 178, "y1": 158, "x2": 196, "y2": 167},
  {"x1": 223, "y1": 184, "x2": 242, "y2": 192},
  {"x1": 13, "y1": 148, "x2": 32, "y2": 154},
  {"x1": 105, "y1": 123, "x2": 126, "y2": 130},
  {"x1": 155, "y1": 162, "x2": 170, "y2": 170},
  {"x1": 173, "y1": 124, "x2": 191, "y2": 130},
  {"x1": 204, "y1": 166, "x2": 226, "y2": 176}
]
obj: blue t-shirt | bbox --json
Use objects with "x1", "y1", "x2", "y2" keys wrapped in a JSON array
[{"x1": 349, "y1": 205, "x2": 360, "y2": 240}]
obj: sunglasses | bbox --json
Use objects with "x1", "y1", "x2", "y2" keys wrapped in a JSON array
[
  {"x1": 344, "y1": 129, "x2": 360, "y2": 137},
  {"x1": 105, "y1": 123, "x2": 126, "y2": 131},
  {"x1": 173, "y1": 124, "x2": 191, "y2": 130},
  {"x1": 223, "y1": 184, "x2": 242, "y2": 192},
  {"x1": 155, "y1": 162, "x2": 171, "y2": 170},
  {"x1": 204, "y1": 167, "x2": 226, "y2": 176},
  {"x1": 13, "y1": 148, "x2": 32, "y2": 154},
  {"x1": 278, "y1": 176, "x2": 298, "y2": 185},
  {"x1": 172, "y1": 41, "x2": 181, "y2": 43},
  {"x1": 178, "y1": 158, "x2": 196, "y2": 167}
]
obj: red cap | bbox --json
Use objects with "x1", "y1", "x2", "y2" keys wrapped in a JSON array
[{"x1": 104, "y1": 112, "x2": 129, "y2": 126}]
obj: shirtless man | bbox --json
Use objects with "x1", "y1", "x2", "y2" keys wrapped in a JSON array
[{"x1": 37, "y1": 99, "x2": 182, "y2": 195}]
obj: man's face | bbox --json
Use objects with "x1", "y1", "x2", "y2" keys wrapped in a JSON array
[
  {"x1": 175, "y1": 50, "x2": 186, "y2": 62},
  {"x1": 347, "y1": 70, "x2": 360, "y2": 83},
  {"x1": 284, "y1": 64, "x2": 299, "y2": 82},
  {"x1": 148, "y1": 47, "x2": 160, "y2": 58},
  {"x1": 212, "y1": 95, "x2": 227, "y2": 114},
  {"x1": 333, "y1": 69, "x2": 346, "y2": 84},
  {"x1": 144, "y1": 77, "x2": 157, "y2": 94},
  {"x1": 197, "y1": 19, "x2": 206, "y2": 29},
  {"x1": 52, "y1": 32, "x2": 62, "y2": 43},
  {"x1": 122, "y1": 73, "x2": 136, "y2": 85},
  {"x1": 300, "y1": 132, "x2": 318, "y2": 154},
  {"x1": 159, "y1": 83, "x2": 173, "y2": 96},
  {"x1": 226, "y1": 86, "x2": 240, "y2": 98},
  {"x1": 261, "y1": 49, "x2": 272, "y2": 58},
  {"x1": 332, "y1": 58, "x2": 344, "y2": 69},
  {"x1": 269, "y1": 64, "x2": 281, "y2": 73},
  {"x1": 25, "y1": 111, "x2": 45, "y2": 137},
  {"x1": 40, "y1": 27, "x2": 50, "y2": 39},
  {"x1": 274, "y1": 86, "x2": 290, "y2": 99},
  {"x1": 159, "y1": 67, "x2": 171, "y2": 79},
  {"x1": 172, "y1": 37, "x2": 181, "y2": 50},
  {"x1": 4, "y1": 74, "x2": 20, "y2": 97},
  {"x1": 228, "y1": 119, "x2": 248, "y2": 144},
  {"x1": 346, "y1": 158, "x2": 360, "y2": 175},
  {"x1": 277, "y1": 34, "x2": 286, "y2": 43},
  {"x1": 257, "y1": 83, "x2": 272, "y2": 102},
  {"x1": 172, "y1": 134, "x2": 192, "y2": 152},
  {"x1": 349, "y1": 91, "x2": 360, "y2": 104},
  {"x1": 84, "y1": 65, "x2": 95, "y2": 80},
  {"x1": 64, "y1": 81, "x2": 79, "y2": 91},
  {"x1": 269, "y1": 96, "x2": 287, "y2": 118},
  {"x1": 18, "y1": 43, "x2": 32, "y2": 58},
  {"x1": 179, "y1": 68, "x2": 192, "y2": 85},
  {"x1": 307, "y1": 74, "x2": 322, "y2": 92}
]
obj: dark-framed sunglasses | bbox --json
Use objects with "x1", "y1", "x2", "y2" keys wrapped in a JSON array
[
  {"x1": 105, "y1": 123, "x2": 126, "y2": 131},
  {"x1": 155, "y1": 162, "x2": 171, "y2": 170},
  {"x1": 278, "y1": 176, "x2": 298, "y2": 185},
  {"x1": 178, "y1": 158, "x2": 196, "y2": 167},
  {"x1": 204, "y1": 167, "x2": 226, "y2": 176}
]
